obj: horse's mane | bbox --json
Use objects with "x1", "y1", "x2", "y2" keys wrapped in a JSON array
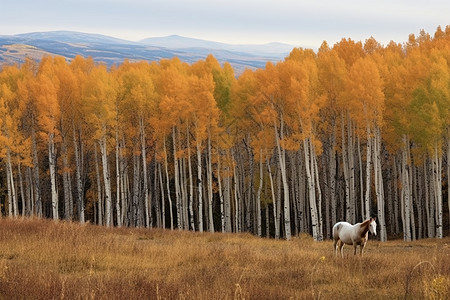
[
  {"x1": 361, "y1": 219, "x2": 372, "y2": 226},
  {"x1": 359, "y1": 219, "x2": 372, "y2": 237}
]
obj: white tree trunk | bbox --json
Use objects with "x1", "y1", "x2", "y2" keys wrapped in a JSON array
[
  {"x1": 217, "y1": 150, "x2": 225, "y2": 232},
  {"x1": 433, "y1": 141, "x2": 443, "y2": 238},
  {"x1": 99, "y1": 133, "x2": 112, "y2": 227},
  {"x1": 267, "y1": 160, "x2": 279, "y2": 239},
  {"x1": 62, "y1": 136, "x2": 72, "y2": 221},
  {"x1": 423, "y1": 160, "x2": 432, "y2": 237},
  {"x1": 120, "y1": 135, "x2": 128, "y2": 226},
  {"x1": 94, "y1": 143, "x2": 103, "y2": 225},
  {"x1": 186, "y1": 125, "x2": 195, "y2": 231},
  {"x1": 224, "y1": 154, "x2": 232, "y2": 232},
  {"x1": 274, "y1": 115, "x2": 291, "y2": 240},
  {"x1": 207, "y1": 129, "x2": 214, "y2": 232},
  {"x1": 6, "y1": 149, "x2": 16, "y2": 217},
  {"x1": 172, "y1": 127, "x2": 182, "y2": 230},
  {"x1": 256, "y1": 152, "x2": 263, "y2": 237},
  {"x1": 73, "y1": 126, "x2": 85, "y2": 223},
  {"x1": 114, "y1": 128, "x2": 122, "y2": 227},
  {"x1": 409, "y1": 149, "x2": 416, "y2": 240},
  {"x1": 48, "y1": 132, "x2": 59, "y2": 220},
  {"x1": 364, "y1": 126, "x2": 372, "y2": 220},
  {"x1": 181, "y1": 156, "x2": 189, "y2": 229},
  {"x1": 401, "y1": 135, "x2": 411, "y2": 241},
  {"x1": 163, "y1": 137, "x2": 174, "y2": 230},
  {"x1": 447, "y1": 128, "x2": 450, "y2": 229},
  {"x1": 158, "y1": 162, "x2": 166, "y2": 229},
  {"x1": 357, "y1": 136, "x2": 363, "y2": 222},
  {"x1": 415, "y1": 165, "x2": 423, "y2": 239},
  {"x1": 245, "y1": 139, "x2": 254, "y2": 232},
  {"x1": 196, "y1": 136, "x2": 203, "y2": 232},
  {"x1": 232, "y1": 150, "x2": 241, "y2": 232},
  {"x1": 374, "y1": 127, "x2": 387, "y2": 241},
  {"x1": 31, "y1": 122, "x2": 42, "y2": 217},
  {"x1": 341, "y1": 113, "x2": 351, "y2": 222},
  {"x1": 347, "y1": 119, "x2": 356, "y2": 224},
  {"x1": 329, "y1": 126, "x2": 337, "y2": 232},
  {"x1": 304, "y1": 138, "x2": 320, "y2": 240},
  {"x1": 131, "y1": 153, "x2": 141, "y2": 227},
  {"x1": 312, "y1": 142, "x2": 323, "y2": 240}
]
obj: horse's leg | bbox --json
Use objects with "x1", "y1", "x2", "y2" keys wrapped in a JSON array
[
  {"x1": 353, "y1": 243, "x2": 357, "y2": 256},
  {"x1": 360, "y1": 241, "x2": 366, "y2": 256},
  {"x1": 338, "y1": 241, "x2": 344, "y2": 258}
]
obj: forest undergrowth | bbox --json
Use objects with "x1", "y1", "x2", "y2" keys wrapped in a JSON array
[{"x1": 0, "y1": 218, "x2": 448, "y2": 299}]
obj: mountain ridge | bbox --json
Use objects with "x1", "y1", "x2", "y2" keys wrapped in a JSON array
[
  {"x1": 12, "y1": 31, "x2": 136, "y2": 45},
  {"x1": 140, "y1": 34, "x2": 294, "y2": 55},
  {"x1": 0, "y1": 31, "x2": 294, "y2": 74}
]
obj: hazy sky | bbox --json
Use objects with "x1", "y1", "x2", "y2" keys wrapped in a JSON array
[{"x1": 1, "y1": 0, "x2": 449, "y2": 48}]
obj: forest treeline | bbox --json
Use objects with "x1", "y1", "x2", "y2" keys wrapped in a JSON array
[{"x1": 0, "y1": 27, "x2": 449, "y2": 241}]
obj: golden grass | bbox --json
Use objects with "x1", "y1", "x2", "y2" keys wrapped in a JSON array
[
  {"x1": 1, "y1": 44, "x2": 55, "y2": 65},
  {"x1": 0, "y1": 218, "x2": 448, "y2": 299}
]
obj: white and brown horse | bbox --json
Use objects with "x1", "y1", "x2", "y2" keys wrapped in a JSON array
[{"x1": 332, "y1": 217, "x2": 377, "y2": 257}]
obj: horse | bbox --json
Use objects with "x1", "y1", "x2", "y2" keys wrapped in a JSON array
[{"x1": 332, "y1": 217, "x2": 377, "y2": 258}]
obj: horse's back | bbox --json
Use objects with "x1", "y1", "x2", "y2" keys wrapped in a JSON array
[
  {"x1": 332, "y1": 221, "x2": 354, "y2": 244},
  {"x1": 332, "y1": 221, "x2": 347, "y2": 239}
]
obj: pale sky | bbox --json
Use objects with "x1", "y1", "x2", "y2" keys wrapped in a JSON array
[{"x1": 1, "y1": 0, "x2": 449, "y2": 48}]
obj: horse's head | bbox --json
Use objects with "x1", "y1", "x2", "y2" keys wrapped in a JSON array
[{"x1": 369, "y1": 217, "x2": 377, "y2": 236}]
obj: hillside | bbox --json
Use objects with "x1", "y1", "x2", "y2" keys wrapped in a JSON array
[
  {"x1": 0, "y1": 31, "x2": 292, "y2": 73},
  {"x1": 140, "y1": 34, "x2": 294, "y2": 55},
  {"x1": 0, "y1": 218, "x2": 448, "y2": 299}
]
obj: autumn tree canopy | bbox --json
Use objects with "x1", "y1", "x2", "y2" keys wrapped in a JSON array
[{"x1": 0, "y1": 26, "x2": 449, "y2": 241}]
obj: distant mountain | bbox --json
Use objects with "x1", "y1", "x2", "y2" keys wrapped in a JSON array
[
  {"x1": 141, "y1": 35, "x2": 231, "y2": 50},
  {"x1": 13, "y1": 31, "x2": 135, "y2": 45},
  {"x1": 0, "y1": 31, "x2": 294, "y2": 74},
  {"x1": 140, "y1": 35, "x2": 294, "y2": 55}
]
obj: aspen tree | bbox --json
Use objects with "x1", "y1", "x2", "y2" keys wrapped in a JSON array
[
  {"x1": 409, "y1": 52, "x2": 448, "y2": 238},
  {"x1": 0, "y1": 65, "x2": 31, "y2": 217},
  {"x1": 284, "y1": 49, "x2": 325, "y2": 240},
  {"x1": 17, "y1": 60, "x2": 43, "y2": 217},
  {"x1": 257, "y1": 62, "x2": 292, "y2": 240},
  {"x1": 346, "y1": 56, "x2": 386, "y2": 240},
  {"x1": 229, "y1": 69, "x2": 256, "y2": 233},
  {"x1": 84, "y1": 65, "x2": 116, "y2": 227},
  {"x1": 70, "y1": 56, "x2": 95, "y2": 223},
  {"x1": 117, "y1": 62, "x2": 156, "y2": 227},
  {"x1": 189, "y1": 60, "x2": 220, "y2": 232},
  {"x1": 53, "y1": 57, "x2": 79, "y2": 221},
  {"x1": 94, "y1": 143, "x2": 103, "y2": 225},
  {"x1": 205, "y1": 58, "x2": 236, "y2": 232},
  {"x1": 317, "y1": 43, "x2": 346, "y2": 234},
  {"x1": 35, "y1": 57, "x2": 61, "y2": 220},
  {"x1": 158, "y1": 59, "x2": 191, "y2": 230},
  {"x1": 334, "y1": 39, "x2": 365, "y2": 224},
  {"x1": 0, "y1": 82, "x2": 17, "y2": 217}
]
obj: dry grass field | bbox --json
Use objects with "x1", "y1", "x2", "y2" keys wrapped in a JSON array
[
  {"x1": 0, "y1": 218, "x2": 448, "y2": 300},
  {"x1": 0, "y1": 44, "x2": 55, "y2": 65}
]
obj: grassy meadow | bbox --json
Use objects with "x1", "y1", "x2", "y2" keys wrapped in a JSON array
[{"x1": 0, "y1": 218, "x2": 448, "y2": 299}]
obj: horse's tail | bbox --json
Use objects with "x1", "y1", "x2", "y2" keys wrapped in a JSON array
[{"x1": 332, "y1": 222, "x2": 342, "y2": 240}]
